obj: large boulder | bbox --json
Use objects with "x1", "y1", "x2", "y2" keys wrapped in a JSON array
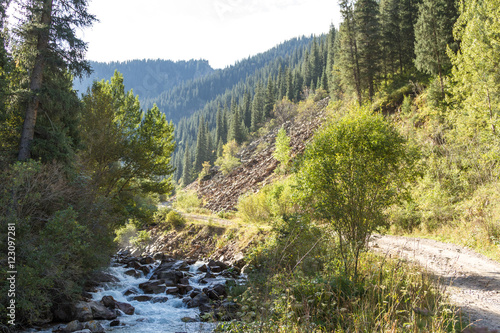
[
  {"x1": 101, "y1": 296, "x2": 135, "y2": 315},
  {"x1": 139, "y1": 280, "x2": 166, "y2": 294},
  {"x1": 203, "y1": 284, "x2": 227, "y2": 300},
  {"x1": 83, "y1": 321, "x2": 105, "y2": 333},
  {"x1": 186, "y1": 292, "x2": 210, "y2": 308},
  {"x1": 63, "y1": 320, "x2": 83, "y2": 332},
  {"x1": 74, "y1": 302, "x2": 93, "y2": 322},
  {"x1": 89, "y1": 301, "x2": 117, "y2": 320}
]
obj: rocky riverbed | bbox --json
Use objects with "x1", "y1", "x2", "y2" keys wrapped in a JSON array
[{"x1": 32, "y1": 251, "x2": 246, "y2": 333}]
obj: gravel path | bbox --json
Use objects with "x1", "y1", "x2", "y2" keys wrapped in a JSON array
[{"x1": 370, "y1": 235, "x2": 500, "y2": 331}]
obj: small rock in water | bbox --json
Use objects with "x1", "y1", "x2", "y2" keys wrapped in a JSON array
[
  {"x1": 124, "y1": 269, "x2": 141, "y2": 278},
  {"x1": 151, "y1": 295, "x2": 169, "y2": 303},
  {"x1": 83, "y1": 320, "x2": 105, "y2": 333},
  {"x1": 123, "y1": 287, "x2": 140, "y2": 296},
  {"x1": 131, "y1": 295, "x2": 153, "y2": 302},
  {"x1": 64, "y1": 320, "x2": 83, "y2": 332},
  {"x1": 181, "y1": 317, "x2": 197, "y2": 323},
  {"x1": 110, "y1": 320, "x2": 120, "y2": 327}
]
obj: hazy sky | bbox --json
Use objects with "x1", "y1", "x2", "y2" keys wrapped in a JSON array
[{"x1": 79, "y1": 0, "x2": 341, "y2": 69}]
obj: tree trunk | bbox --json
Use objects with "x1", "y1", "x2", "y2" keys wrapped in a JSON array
[{"x1": 18, "y1": 0, "x2": 53, "y2": 161}]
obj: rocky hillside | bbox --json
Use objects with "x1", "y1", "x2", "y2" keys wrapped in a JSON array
[{"x1": 187, "y1": 97, "x2": 329, "y2": 212}]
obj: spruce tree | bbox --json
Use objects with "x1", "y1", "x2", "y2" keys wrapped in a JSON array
[
  {"x1": 355, "y1": 0, "x2": 381, "y2": 100},
  {"x1": 16, "y1": 0, "x2": 96, "y2": 161},
  {"x1": 326, "y1": 24, "x2": 337, "y2": 92},
  {"x1": 264, "y1": 76, "x2": 275, "y2": 118},
  {"x1": 414, "y1": 0, "x2": 458, "y2": 98},
  {"x1": 336, "y1": 0, "x2": 362, "y2": 104},
  {"x1": 182, "y1": 147, "x2": 192, "y2": 187},
  {"x1": 194, "y1": 116, "x2": 207, "y2": 174}
]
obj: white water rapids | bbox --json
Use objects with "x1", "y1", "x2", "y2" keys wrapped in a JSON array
[{"x1": 89, "y1": 260, "x2": 218, "y2": 333}]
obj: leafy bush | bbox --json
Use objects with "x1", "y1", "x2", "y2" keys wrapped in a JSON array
[
  {"x1": 237, "y1": 177, "x2": 297, "y2": 225},
  {"x1": 131, "y1": 230, "x2": 151, "y2": 249},
  {"x1": 296, "y1": 106, "x2": 418, "y2": 278},
  {"x1": 114, "y1": 223, "x2": 138, "y2": 247},
  {"x1": 215, "y1": 140, "x2": 241, "y2": 175},
  {"x1": 0, "y1": 161, "x2": 115, "y2": 325},
  {"x1": 158, "y1": 210, "x2": 186, "y2": 230},
  {"x1": 174, "y1": 189, "x2": 201, "y2": 212}
]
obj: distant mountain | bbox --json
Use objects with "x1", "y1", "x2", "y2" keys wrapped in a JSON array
[
  {"x1": 73, "y1": 59, "x2": 214, "y2": 100},
  {"x1": 142, "y1": 36, "x2": 315, "y2": 123}
]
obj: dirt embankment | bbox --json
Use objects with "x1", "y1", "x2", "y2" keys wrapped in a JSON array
[
  {"x1": 188, "y1": 98, "x2": 329, "y2": 213},
  {"x1": 370, "y1": 235, "x2": 500, "y2": 331}
]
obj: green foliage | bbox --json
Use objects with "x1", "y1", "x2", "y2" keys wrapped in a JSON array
[
  {"x1": 79, "y1": 71, "x2": 175, "y2": 228},
  {"x1": 131, "y1": 230, "x2": 151, "y2": 249},
  {"x1": 217, "y1": 223, "x2": 460, "y2": 332},
  {"x1": 114, "y1": 223, "x2": 138, "y2": 247},
  {"x1": 273, "y1": 128, "x2": 291, "y2": 174},
  {"x1": 174, "y1": 189, "x2": 202, "y2": 212},
  {"x1": 163, "y1": 211, "x2": 186, "y2": 230},
  {"x1": 237, "y1": 177, "x2": 297, "y2": 225},
  {"x1": 0, "y1": 161, "x2": 115, "y2": 325},
  {"x1": 297, "y1": 107, "x2": 418, "y2": 278},
  {"x1": 215, "y1": 140, "x2": 241, "y2": 175},
  {"x1": 414, "y1": 0, "x2": 458, "y2": 96},
  {"x1": 449, "y1": 0, "x2": 500, "y2": 137}
]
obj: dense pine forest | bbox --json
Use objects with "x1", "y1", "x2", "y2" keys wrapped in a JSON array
[{"x1": 1, "y1": 0, "x2": 500, "y2": 331}]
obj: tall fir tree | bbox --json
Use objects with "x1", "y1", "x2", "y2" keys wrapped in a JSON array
[
  {"x1": 194, "y1": 116, "x2": 207, "y2": 174},
  {"x1": 16, "y1": 0, "x2": 96, "y2": 161},
  {"x1": 181, "y1": 147, "x2": 192, "y2": 187},
  {"x1": 355, "y1": 0, "x2": 381, "y2": 100},
  {"x1": 336, "y1": 0, "x2": 362, "y2": 104},
  {"x1": 414, "y1": 0, "x2": 458, "y2": 98},
  {"x1": 264, "y1": 76, "x2": 275, "y2": 118}
]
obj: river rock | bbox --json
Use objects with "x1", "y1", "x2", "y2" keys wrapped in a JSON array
[
  {"x1": 177, "y1": 284, "x2": 193, "y2": 295},
  {"x1": 64, "y1": 320, "x2": 83, "y2": 332},
  {"x1": 203, "y1": 284, "x2": 227, "y2": 300},
  {"x1": 123, "y1": 287, "x2": 140, "y2": 296},
  {"x1": 124, "y1": 269, "x2": 141, "y2": 278},
  {"x1": 74, "y1": 302, "x2": 93, "y2": 322},
  {"x1": 139, "y1": 256, "x2": 155, "y2": 265},
  {"x1": 186, "y1": 292, "x2": 210, "y2": 308},
  {"x1": 125, "y1": 260, "x2": 141, "y2": 270},
  {"x1": 197, "y1": 264, "x2": 207, "y2": 273},
  {"x1": 110, "y1": 320, "x2": 120, "y2": 327},
  {"x1": 153, "y1": 252, "x2": 164, "y2": 260},
  {"x1": 101, "y1": 296, "x2": 135, "y2": 315},
  {"x1": 89, "y1": 301, "x2": 117, "y2": 320},
  {"x1": 139, "y1": 280, "x2": 166, "y2": 294},
  {"x1": 165, "y1": 287, "x2": 179, "y2": 295},
  {"x1": 137, "y1": 265, "x2": 150, "y2": 275},
  {"x1": 151, "y1": 296, "x2": 169, "y2": 303},
  {"x1": 154, "y1": 269, "x2": 184, "y2": 282},
  {"x1": 181, "y1": 317, "x2": 197, "y2": 323},
  {"x1": 83, "y1": 320, "x2": 105, "y2": 332},
  {"x1": 208, "y1": 259, "x2": 229, "y2": 270},
  {"x1": 131, "y1": 295, "x2": 153, "y2": 302}
]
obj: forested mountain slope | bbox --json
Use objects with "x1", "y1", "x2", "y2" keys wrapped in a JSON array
[{"x1": 73, "y1": 59, "x2": 214, "y2": 100}]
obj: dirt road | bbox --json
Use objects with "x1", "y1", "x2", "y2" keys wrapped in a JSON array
[{"x1": 370, "y1": 235, "x2": 500, "y2": 331}]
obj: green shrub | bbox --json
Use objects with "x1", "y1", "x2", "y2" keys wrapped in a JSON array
[
  {"x1": 0, "y1": 161, "x2": 115, "y2": 325},
  {"x1": 114, "y1": 223, "x2": 138, "y2": 247},
  {"x1": 131, "y1": 230, "x2": 150, "y2": 249},
  {"x1": 215, "y1": 140, "x2": 241, "y2": 175},
  {"x1": 174, "y1": 189, "x2": 201, "y2": 212},
  {"x1": 159, "y1": 210, "x2": 186, "y2": 230}
]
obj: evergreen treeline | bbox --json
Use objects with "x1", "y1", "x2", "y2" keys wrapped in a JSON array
[
  {"x1": 174, "y1": 33, "x2": 335, "y2": 184},
  {"x1": 73, "y1": 59, "x2": 214, "y2": 100}
]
